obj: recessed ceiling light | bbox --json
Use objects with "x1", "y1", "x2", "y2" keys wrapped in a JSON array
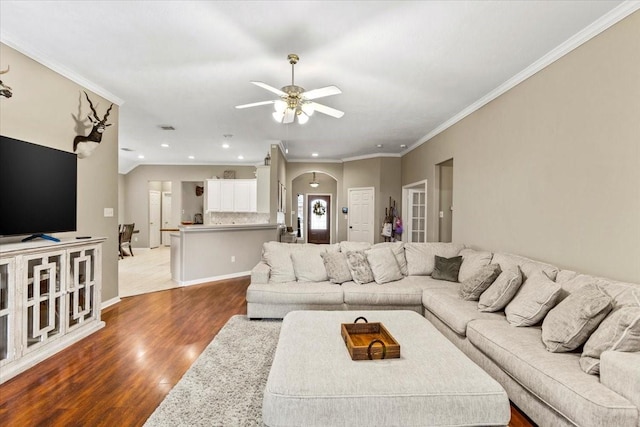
[
  {"x1": 222, "y1": 143, "x2": 230, "y2": 149},
  {"x1": 376, "y1": 144, "x2": 383, "y2": 148},
  {"x1": 238, "y1": 155, "x2": 244, "y2": 160},
  {"x1": 400, "y1": 144, "x2": 407, "y2": 148},
  {"x1": 137, "y1": 155, "x2": 145, "y2": 159},
  {"x1": 188, "y1": 155, "x2": 195, "y2": 160},
  {"x1": 311, "y1": 153, "x2": 319, "y2": 157},
  {"x1": 161, "y1": 143, "x2": 169, "y2": 148}
]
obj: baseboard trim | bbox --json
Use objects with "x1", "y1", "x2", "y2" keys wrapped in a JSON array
[
  {"x1": 102, "y1": 296, "x2": 121, "y2": 309},
  {"x1": 175, "y1": 271, "x2": 251, "y2": 287}
]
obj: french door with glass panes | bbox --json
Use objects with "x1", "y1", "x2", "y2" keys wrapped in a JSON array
[{"x1": 408, "y1": 189, "x2": 426, "y2": 242}]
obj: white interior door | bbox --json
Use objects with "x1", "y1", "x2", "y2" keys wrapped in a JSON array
[
  {"x1": 149, "y1": 190, "x2": 161, "y2": 249},
  {"x1": 348, "y1": 187, "x2": 374, "y2": 243},
  {"x1": 161, "y1": 191, "x2": 172, "y2": 246}
]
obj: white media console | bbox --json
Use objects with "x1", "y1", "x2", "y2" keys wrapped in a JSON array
[{"x1": 0, "y1": 237, "x2": 105, "y2": 384}]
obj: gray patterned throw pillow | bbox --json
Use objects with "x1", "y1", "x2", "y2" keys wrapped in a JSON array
[
  {"x1": 431, "y1": 255, "x2": 463, "y2": 282},
  {"x1": 459, "y1": 264, "x2": 502, "y2": 301},
  {"x1": 321, "y1": 252, "x2": 352, "y2": 284},
  {"x1": 345, "y1": 251, "x2": 375, "y2": 285}
]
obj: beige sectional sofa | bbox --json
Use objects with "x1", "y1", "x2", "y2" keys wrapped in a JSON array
[{"x1": 246, "y1": 241, "x2": 640, "y2": 427}]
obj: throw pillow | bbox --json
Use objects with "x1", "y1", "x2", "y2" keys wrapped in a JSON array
[
  {"x1": 541, "y1": 283, "x2": 612, "y2": 353},
  {"x1": 321, "y1": 252, "x2": 352, "y2": 284},
  {"x1": 580, "y1": 306, "x2": 640, "y2": 375},
  {"x1": 505, "y1": 271, "x2": 562, "y2": 327},
  {"x1": 262, "y1": 242, "x2": 296, "y2": 283},
  {"x1": 290, "y1": 252, "x2": 327, "y2": 283},
  {"x1": 345, "y1": 251, "x2": 375, "y2": 285},
  {"x1": 458, "y1": 249, "x2": 493, "y2": 283},
  {"x1": 365, "y1": 247, "x2": 403, "y2": 284},
  {"x1": 373, "y1": 242, "x2": 408, "y2": 276},
  {"x1": 431, "y1": 255, "x2": 463, "y2": 282},
  {"x1": 459, "y1": 264, "x2": 502, "y2": 301},
  {"x1": 477, "y1": 266, "x2": 523, "y2": 312}
]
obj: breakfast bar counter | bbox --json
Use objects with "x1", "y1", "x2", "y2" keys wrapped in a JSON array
[{"x1": 170, "y1": 223, "x2": 278, "y2": 286}]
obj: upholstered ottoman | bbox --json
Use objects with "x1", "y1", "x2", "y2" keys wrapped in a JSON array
[{"x1": 263, "y1": 310, "x2": 510, "y2": 426}]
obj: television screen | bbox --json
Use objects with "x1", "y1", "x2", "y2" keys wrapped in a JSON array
[{"x1": 0, "y1": 135, "x2": 77, "y2": 238}]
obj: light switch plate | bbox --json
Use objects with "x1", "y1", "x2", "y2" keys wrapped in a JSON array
[{"x1": 104, "y1": 208, "x2": 114, "y2": 217}]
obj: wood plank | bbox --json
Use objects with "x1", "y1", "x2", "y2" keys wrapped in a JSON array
[{"x1": 0, "y1": 276, "x2": 534, "y2": 427}]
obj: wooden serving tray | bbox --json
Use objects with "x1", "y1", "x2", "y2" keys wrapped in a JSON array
[{"x1": 341, "y1": 317, "x2": 400, "y2": 360}]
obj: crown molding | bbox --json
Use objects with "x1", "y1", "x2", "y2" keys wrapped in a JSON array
[
  {"x1": 287, "y1": 158, "x2": 343, "y2": 164},
  {"x1": 0, "y1": 34, "x2": 125, "y2": 105},
  {"x1": 405, "y1": 0, "x2": 640, "y2": 155},
  {"x1": 341, "y1": 152, "x2": 402, "y2": 162},
  {"x1": 119, "y1": 161, "x2": 260, "y2": 175}
]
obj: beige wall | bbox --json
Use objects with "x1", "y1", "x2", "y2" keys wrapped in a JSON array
[
  {"x1": 401, "y1": 12, "x2": 640, "y2": 282},
  {"x1": 122, "y1": 164, "x2": 255, "y2": 248},
  {"x1": 0, "y1": 43, "x2": 120, "y2": 302}
]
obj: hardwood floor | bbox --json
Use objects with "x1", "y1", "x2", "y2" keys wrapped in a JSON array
[{"x1": 0, "y1": 277, "x2": 534, "y2": 427}]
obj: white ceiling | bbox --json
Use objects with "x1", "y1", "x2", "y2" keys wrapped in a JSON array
[{"x1": 0, "y1": 1, "x2": 632, "y2": 173}]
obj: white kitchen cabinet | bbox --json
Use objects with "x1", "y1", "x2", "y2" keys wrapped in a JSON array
[
  {"x1": 0, "y1": 238, "x2": 105, "y2": 384},
  {"x1": 205, "y1": 179, "x2": 257, "y2": 213},
  {"x1": 204, "y1": 180, "x2": 221, "y2": 212}
]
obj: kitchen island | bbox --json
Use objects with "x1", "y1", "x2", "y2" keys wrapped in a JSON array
[{"x1": 170, "y1": 223, "x2": 279, "y2": 286}]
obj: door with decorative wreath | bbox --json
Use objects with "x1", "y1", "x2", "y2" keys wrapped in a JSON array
[{"x1": 307, "y1": 195, "x2": 331, "y2": 244}]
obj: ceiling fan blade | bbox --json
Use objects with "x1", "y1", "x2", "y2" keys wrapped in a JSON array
[
  {"x1": 310, "y1": 102, "x2": 344, "y2": 118},
  {"x1": 235, "y1": 100, "x2": 276, "y2": 109},
  {"x1": 251, "y1": 81, "x2": 286, "y2": 97},
  {"x1": 302, "y1": 85, "x2": 342, "y2": 100}
]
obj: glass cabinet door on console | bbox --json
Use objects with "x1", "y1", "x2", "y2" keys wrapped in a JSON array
[
  {"x1": 22, "y1": 251, "x2": 66, "y2": 355},
  {"x1": 67, "y1": 247, "x2": 99, "y2": 332},
  {"x1": 0, "y1": 259, "x2": 15, "y2": 367}
]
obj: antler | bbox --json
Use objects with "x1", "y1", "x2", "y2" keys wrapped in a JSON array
[
  {"x1": 0, "y1": 65, "x2": 9, "y2": 75},
  {"x1": 103, "y1": 103, "x2": 114, "y2": 123},
  {"x1": 84, "y1": 91, "x2": 100, "y2": 120}
]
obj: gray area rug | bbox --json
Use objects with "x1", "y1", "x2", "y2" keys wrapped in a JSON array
[{"x1": 144, "y1": 315, "x2": 282, "y2": 427}]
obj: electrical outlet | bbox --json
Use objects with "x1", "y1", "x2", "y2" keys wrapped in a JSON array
[{"x1": 231, "y1": 256, "x2": 235, "y2": 262}]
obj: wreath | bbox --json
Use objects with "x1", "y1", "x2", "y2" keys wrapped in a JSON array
[{"x1": 312, "y1": 201, "x2": 326, "y2": 216}]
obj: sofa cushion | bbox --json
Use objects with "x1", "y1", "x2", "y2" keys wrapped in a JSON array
[
  {"x1": 491, "y1": 252, "x2": 559, "y2": 281},
  {"x1": 458, "y1": 249, "x2": 493, "y2": 283},
  {"x1": 345, "y1": 251, "x2": 375, "y2": 285},
  {"x1": 321, "y1": 252, "x2": 352, "y2": 284},
  {"x1": 246, "y1": 282, "x2": 344, "y2": 305},
  {"x1": 431, "y1": 255, "x2": 463, "y2": 282},
  {"x1": 342, "y1": 279, "x2": 423, "y2": 306},
  {"x1": 422, "y1": 286, "x2": 505, "y2": 336},
  {"x1": 505, "y1": 271, "x2": 562, "y2": 327},
  {"x1": 478, "y1": 267, "x2": 523, "y2": 312},
  {"x1": 467, "y1": 319, "x2": 638, "y2": 427},
  {"x1": 371, "y1": 242, "x2": 408, "y2": 276},
  {"x1": 404, "y1": 242, "x2": 464, "y2": 276},
  {"x1": 262, "y1": 241, "x2": 297, "y2": 283},
  {"x1": 459, "y1": 264, "x2": 501, "y2": 301},
  {"x1": 365, "y1": 247, "x2": 403, "y2": 284},
  {"x1": 541, "y1": 283, "x2": 612, "y2": 353},
  {"x1": 340, "y1": 241, "x2": 371, "y2": 253},
  {"x1": 291, "y1": 251, "x2": 328, "y2": 282},
  {"x1": 580, "y1": 305, "x2": 640, "y2": 375}
]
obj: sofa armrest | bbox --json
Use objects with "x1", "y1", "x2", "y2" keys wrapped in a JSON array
[
  {"x1": 600, "y1": 351, "x2": 640, "y2": 410},
  {"x1": 251, "y1": 261, "x2": 270, "y2": 284}
]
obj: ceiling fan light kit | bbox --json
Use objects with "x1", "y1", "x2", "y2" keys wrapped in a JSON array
[{"x1": 236, "y1": 54, "x2": 344, "y2": 125}]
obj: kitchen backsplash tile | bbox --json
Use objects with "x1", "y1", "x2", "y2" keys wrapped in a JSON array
[{"x1": 208, "y1": 212, "x2": 270, "y2": 225}]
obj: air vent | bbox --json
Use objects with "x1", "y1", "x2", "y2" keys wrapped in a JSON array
[
  {"x1": 120, "y1": 147, "x2": 135, "y2": 152},
  {"x1": 160, "y1": 125, "x2": 175, "y2": 131}
]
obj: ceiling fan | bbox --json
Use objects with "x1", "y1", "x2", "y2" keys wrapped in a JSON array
[{"x1": 235, "y1": 54, "x2": 344, "y2": 124}]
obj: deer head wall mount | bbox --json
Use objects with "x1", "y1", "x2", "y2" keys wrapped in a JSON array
[
  {"x1": 73, "y1": 91, "x2": 113, "y2": 159},
  {"x1": 0, "y1": 66, "x2": 12, "y2": 98}
]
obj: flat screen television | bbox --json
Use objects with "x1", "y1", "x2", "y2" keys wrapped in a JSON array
[{"x1": 0, "y1": 135, "x2": 77, "y2": 241}]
